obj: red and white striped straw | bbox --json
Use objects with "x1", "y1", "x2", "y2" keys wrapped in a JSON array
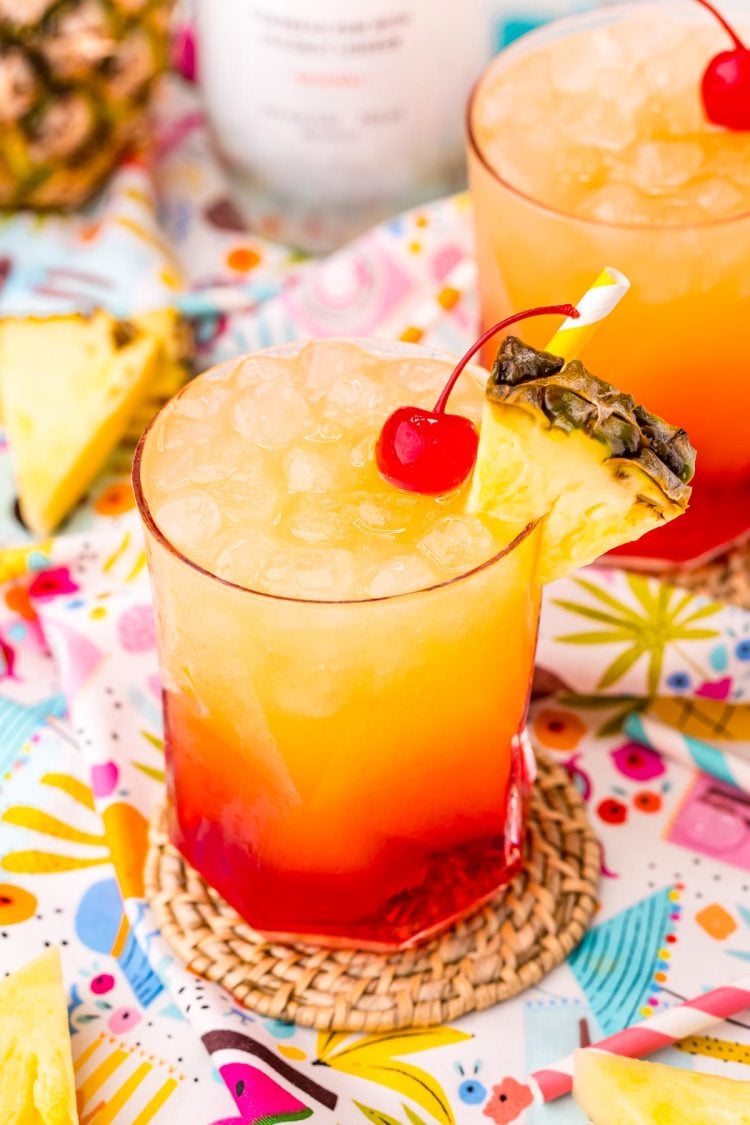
[{"x1": 530, "y1": 973, "x2": 750, "y2": 1104}]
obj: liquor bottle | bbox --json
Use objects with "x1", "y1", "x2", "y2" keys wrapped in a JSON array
[{"x1": 196, "y1": 0, "x2": 494, "y2": 251}]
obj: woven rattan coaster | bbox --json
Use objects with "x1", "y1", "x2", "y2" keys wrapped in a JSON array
[
  {"x1": 144, "y1": 752, "x2": 599, "y2": 1031},
  {"x1": 661, "y1": 538, "x2": 750, "y2": 609}
]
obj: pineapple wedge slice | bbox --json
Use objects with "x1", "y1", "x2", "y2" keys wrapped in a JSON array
[
  {"x1": 0, "y1": 949, "x2": 78, "y2": 1123},
  {"x1": 467, "y1": 337, "x2": 695, "y2": 583},
  {"x1": 0, "y1": 309, "x2": 164, "y2": 536},
  {"x1": 573, "y1": 1049, "x2": 750, "y2": 1124},
  {"x1": 123, "y1": 309, "x2": 192, "y2": 444}
]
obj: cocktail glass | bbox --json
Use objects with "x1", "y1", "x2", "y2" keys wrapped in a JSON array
[
  {"x1": 468, "y1": 2, "x2": 750, "y2": 566},
  {"x1": 133, "y1": 340, "x2": 543, "y2": 950}
]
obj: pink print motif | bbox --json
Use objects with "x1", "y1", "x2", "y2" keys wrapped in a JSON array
[
  {"x1": 218, "y1": 1062, "x2": 312, "y2": 1124},
  {"x1": 611, "y1": 742, "x2": 665, "y2": 782},
  {"x1": 0, "y1": 632, "x2": 19, "y2": 681},
  {"x1": 28, "y1": 566, "x2": 79, "y2": 601},
  {"x1": 431, "y1": 244, "x2": 464, "y2": 282},
  {"x1": 91, "y1": 761, "x2": 119, "y2": 798},
  {"x1": 117, "y1": 604, "x2": 156, "y2": 653},
  {"x1": 107, "y1": 1006, "x2": 142, "y2": 1035},
  {"x1": 695, "y1": 676, "x2": 733, "y2": 701},
  {"x1": 287, "y1": 246, "x2": 411, "y2": 337},
  {"x1": 483, "y1": 1077, "x2": 534, "y2": 1123}
]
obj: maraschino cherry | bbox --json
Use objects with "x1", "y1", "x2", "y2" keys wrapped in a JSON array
[
  {"x1": 694, "y1": 0, "x2": 750, "y2": 130},
  {"x1": 375, "y1": 303, "x2": 579, "y2": 495}
]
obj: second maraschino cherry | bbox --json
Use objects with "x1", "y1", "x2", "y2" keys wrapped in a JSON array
[
  {"x1": 376, "y1": 303, "x2": 579, "y2": 495},
  {"x1": 694, "y1": 0, "x2": 750, "y2": 130}
]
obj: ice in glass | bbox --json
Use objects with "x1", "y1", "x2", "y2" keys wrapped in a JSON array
[
  {"x1": 468, "y1": 2, "x2": 750, "y2": 564},
  {"x1": 134, "y1": 340, "x2": 542, "y2": 949}
]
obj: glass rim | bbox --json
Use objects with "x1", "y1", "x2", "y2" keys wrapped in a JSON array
[
  {"x1": 466, "y1": 0, "x2": 750, "y2": 233},
  {"x1": 132, "y1": 339, "x2": 539, "y2": 608}
]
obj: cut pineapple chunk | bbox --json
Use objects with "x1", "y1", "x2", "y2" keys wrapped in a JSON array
[
  {"x1": 467, "y1": 337, "x2": 695, "y2": 583},
  {"x1": 0, "y1": 949, "x2": 78, "y2": 1124},
  {"x1": 123, "y1": 309, "x2": 192, "y2": 444},
  {"x1": 0, "y1": 309, "x2": 165, "y2": 535},
  {"x1": 573, "y1": 1049, "x2": 750, "y2": 1124}
]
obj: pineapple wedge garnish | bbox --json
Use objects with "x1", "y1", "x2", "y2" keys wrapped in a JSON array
[
  {"x1": 0, "y1": 949, "x2": 78, "y2": 1124},
  {"x1": 467, "y1": 337, "x2": 695, "y2": 583},
  {"x1": 122, "y1": 309, "x2": 192, "y2": 444},
  {"x1": 573, "y1": 1049, "x2": 750, "y2": 1124},
  {"x1": 0, "y1": 307, "x2": 188, "y2": 536}
]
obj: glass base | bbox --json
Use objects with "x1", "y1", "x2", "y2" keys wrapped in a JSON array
[
  {"x1": 166, "y1": 719, "x2": 533, "y2": 952},
  {"x1": 223, "y1": 163, "x2": 465, "y2": 256},
  {"x1": 609, "y1": 469, "x2": 750, "y2": 569}
]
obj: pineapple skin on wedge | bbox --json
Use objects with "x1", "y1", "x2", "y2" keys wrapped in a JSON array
[
  {"x1": 0, "y1": 949, "x2": 78, "y2": 1124},
  {"x1": 467, "y1": 338, "x2": 695, "y2": 584},
  {"x1": 573, "y1": 1049, "x2": 750, "y2": 1124},
  {"x1": 0, "y1": 308, "x2": 187, "y2": 536},
  {"x1": 122, "y1": 309, "x2": 192, "y2": 444}
]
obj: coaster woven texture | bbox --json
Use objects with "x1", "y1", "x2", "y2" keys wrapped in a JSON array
[
  {"x1": 662, "y1": 539, "x2": 750, "y2": 610},
  {"x1": 145, "y1": 751, "x2": 600, "y2": 1031}
]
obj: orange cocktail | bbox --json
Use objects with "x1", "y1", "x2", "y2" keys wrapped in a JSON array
[
  {"x1": 134, "y1": 340, "x2": 542, "y2": 949},
  {"x1": 468, "y1": 1, "x2": 750, "y2": 565}
]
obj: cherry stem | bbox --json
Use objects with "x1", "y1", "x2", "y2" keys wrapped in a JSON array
[
  {"x1": 433, "y1": 303, "x2": 580, "y2": 415},
  {"x1": 692, "y1": 0, "x2": 745, "y2": 51}
]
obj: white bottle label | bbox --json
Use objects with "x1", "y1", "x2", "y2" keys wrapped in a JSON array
[{"x1": 197, "y1": 0, "x2": 493, "y2": 248}]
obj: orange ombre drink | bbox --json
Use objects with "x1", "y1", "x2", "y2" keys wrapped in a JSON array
[
  {"x1": 468, "y1": 2, "x2": 750, "y2": 565},
  {"x1": 134, "y1": 340, "x2": 542, "y2": 949}
]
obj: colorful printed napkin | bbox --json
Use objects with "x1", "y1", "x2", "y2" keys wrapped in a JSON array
[{"x1": 1, "y1": 77, "x2": 750, "y2": 1125}]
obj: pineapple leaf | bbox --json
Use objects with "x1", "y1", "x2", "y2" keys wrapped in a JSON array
[
  {"x1": 571, "y1": 577, "x2": 647, "y2": 621},
  {"x1": 354, "y1": 1102, "x2": 404, "y2": 1125},
  {"x1": 317, "y1": 1027, "x2": 470, "y2": 1065},
  {"x1": 625, "y1": 572, "x2": 659, "y2": 615},
  {"x1": 1, "y1": 807, "x2": 106, "y2": 848},
  {"x1": 598, "y1": 646, "x2": 647, "y2": 690},
  {"x1": 647, "y1": 650, "x2": 664, "y2": 698},
  {"x1": 337, "y1": 1060, "x2": 456, "y2": 1125},
  {"x1": 1, "y1": 850, "x2": 107, "y2": 874},
  {"x1": 670, "y1": 627, "x2": 720, "y2": 641},
  {"x1": 557, "y1": 692, "x2": 640, "y2": 710},
  {"x1": 678, "y1": 602, "x2": 722, "y2": 625},
  {"x1": 552, "y1": 574, "x2": 721, "y2": 694},
  {"x1": 553, "y1": 600, "x2": 642, "y2": 630},
  {"x1": 132, "y1": 762, "x2": 166, "y2": 783},
  {"x1": 316, "y1": 1031, "x2": 358, "y2": 1062},
  {"x1": 555, "y1": 631, "x2": 639, "y2": 645},
  {"x1": 139, "y1": 729, "x2": 164, "y2": 752},
  {"x1": 669, "y1": 589, "x2": 698, "y2": 617},
  {"x1": 40, "y1": 773, "x2": 95, "y2": 810},
  {"x1": 595, "y1": 708, "x2": 636, "y2": 737},
  {"x1": 316, "y1": 1027, "x2": 469, "y2": 1125}
]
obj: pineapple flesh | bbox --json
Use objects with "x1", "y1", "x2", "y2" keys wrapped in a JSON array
[
  {"x1": 0, "y1": 307, "x2": 186, "y2": 534},
  {"x1": 573, "y1": 1049, "x2": 750, "y2": 1124},
  {"x1": 0, "y1": 949, "x2": 78, "y2": 1124},
  {"x1": 122, "y1": 307, "x2": 192, "y2": 444},
  {"x1": 0, "y1": 0, "x2": 173, "y2": 209},
  {"x1": 467, "y1": 337, "x2": 695, "y2": 583}
]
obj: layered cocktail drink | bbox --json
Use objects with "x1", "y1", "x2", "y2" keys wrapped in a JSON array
[
  {"x1": 134, "y1": 340, "x2": 543, "y2": 948},
  {"x1": 468, "y1": 2, "x2": 750, "y2": 564},
  {"x1": 135, "y1": 295, "x2": 695, "y2": 949}
]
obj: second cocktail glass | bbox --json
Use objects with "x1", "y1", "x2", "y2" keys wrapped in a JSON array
[{"x1": 468, "y1": 2, "x2": 750, "y2": 565}]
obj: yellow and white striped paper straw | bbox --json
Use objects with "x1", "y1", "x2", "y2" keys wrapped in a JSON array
[{"x1": 546, "y1": 266, "x2": 630, "y2": 362}]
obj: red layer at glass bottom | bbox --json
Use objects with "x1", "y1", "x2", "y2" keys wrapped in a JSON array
[
  {"x1": 610, "y1": 467, "x2": 750, "y2": 568},
  {"x1": 164, "y1": 694, "x2": 532, "y2": 950}
]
